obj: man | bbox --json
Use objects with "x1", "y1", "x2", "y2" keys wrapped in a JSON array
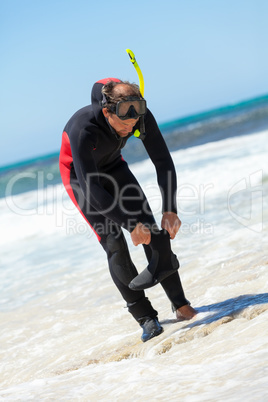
[{"x1": 59, "y1": 78, "x2": 196, "y2": 342}]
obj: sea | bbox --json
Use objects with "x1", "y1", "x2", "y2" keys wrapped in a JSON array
[{"x1": 0, "y1": 95, "x2": 268, "y2": 401}]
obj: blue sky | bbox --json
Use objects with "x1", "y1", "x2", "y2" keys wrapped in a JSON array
[{"x1": 1, "y1": 0, "x2": 268, "y2": 167}]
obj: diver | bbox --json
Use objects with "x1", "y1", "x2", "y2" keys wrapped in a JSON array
[{"x1": 59, "y1": 78, "x2": 197, "y2": 342}]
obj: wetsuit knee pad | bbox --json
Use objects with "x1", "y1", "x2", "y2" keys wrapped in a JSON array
[
  {"x1": 128, "y1": 229, "x2": 180, "y2": 291},
  {"x1": 106, "y1": 233, "x2": 138, "y2": 286}
]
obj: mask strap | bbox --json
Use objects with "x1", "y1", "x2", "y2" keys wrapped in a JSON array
[
  {"x1": 100, "y1": 92, "x2": 108, "y2": 108},
  {"x1": 133, "y1": 116, "x2": 146, "y2": 140}
]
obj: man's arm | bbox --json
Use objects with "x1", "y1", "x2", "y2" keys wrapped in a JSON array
[{"x1": 142, "y1": 109, "x2": 181, "y2": 238}]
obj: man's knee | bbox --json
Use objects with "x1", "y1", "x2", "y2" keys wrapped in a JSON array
[
  {"x1": 104, "y1": 232, "x2": 137, "y2": 286},
  {"x1": 106, "y1": 231, "x2": 126, "y2": 254}
]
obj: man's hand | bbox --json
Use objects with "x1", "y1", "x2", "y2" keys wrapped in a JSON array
[
  {"x1": 161, "y1": 212, "x2": 181, "y2": 239},
  {"x1": 131, "y1": 222, "x2": 151, "y2": 246}
]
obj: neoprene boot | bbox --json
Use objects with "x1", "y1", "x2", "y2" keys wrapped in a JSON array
[
  {"x1": 138, "y1": 316, "x2": 163, "y2": 342},
  {"x1": 128, "y1": 229, "x2": 179, "y2": 291}
]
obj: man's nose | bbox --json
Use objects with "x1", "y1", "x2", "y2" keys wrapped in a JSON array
[{"x1": 127, "y1": 119, "x2": 138, "y2": 128}]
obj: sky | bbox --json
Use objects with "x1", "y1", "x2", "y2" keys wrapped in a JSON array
[{"x1": 1, "y1": 0, "x2": 268, "y2": 167}]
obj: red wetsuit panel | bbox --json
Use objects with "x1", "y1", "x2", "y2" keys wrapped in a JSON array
[{"x1": 59, "y1": 131, "x2": 101, "y2": 241}]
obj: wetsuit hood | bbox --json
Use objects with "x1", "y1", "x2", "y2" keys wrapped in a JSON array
[{"x1": 91, "y1": 78, "x2": 122, "y2": 129}]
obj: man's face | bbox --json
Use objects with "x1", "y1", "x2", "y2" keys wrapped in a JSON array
[{"x1": 103, "y1": 108, "x2": 139, "y2": 137}]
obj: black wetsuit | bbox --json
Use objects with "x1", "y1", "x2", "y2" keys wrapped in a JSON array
[{"x1": 59, "y1": 78, "x2": 188, "y2": 321}]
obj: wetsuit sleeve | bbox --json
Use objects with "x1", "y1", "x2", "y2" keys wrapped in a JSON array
[
  {"x1": 70, "y1": 127, "x2": 137, "y2": 231},
  {"x1": 142, "y1": 110, "x2": 177, "y2": 214}
]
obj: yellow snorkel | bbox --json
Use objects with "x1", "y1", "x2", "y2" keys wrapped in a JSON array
[
  {"x1": 126, "y1": 49, "x2": 145, "y2": 97},
  {"x1": 126, "y1": 49, "x2": 146, "y2": 139}
]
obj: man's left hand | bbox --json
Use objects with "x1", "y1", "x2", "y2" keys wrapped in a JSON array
[{"x1": 161, "y1": 212, "x2": 181, "y2": 239}]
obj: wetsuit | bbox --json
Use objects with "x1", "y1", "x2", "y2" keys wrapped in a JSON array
[{"x1": 59, "y1": 78, "x2": 188, "y2": 321}]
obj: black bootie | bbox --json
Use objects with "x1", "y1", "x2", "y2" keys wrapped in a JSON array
[
  {"x1": 129, "y1": 229, "x2": 179, "y2": 291},
  {"x1": 138, "y1": 316, "x2": 163, "y2": 342}
]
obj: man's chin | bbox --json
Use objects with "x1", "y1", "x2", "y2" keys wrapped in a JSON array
[{"x1": 118, "y1": 131, "x2": 130, "y2": 137}]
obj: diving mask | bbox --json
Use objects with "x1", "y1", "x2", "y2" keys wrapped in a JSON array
[{"x1": 110, "y1": 96, "x2": 147, "y2": 120}]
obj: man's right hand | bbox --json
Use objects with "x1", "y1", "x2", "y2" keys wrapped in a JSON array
[{"x1": 131, "y1": 222, "x2": 151, "y2": 246}]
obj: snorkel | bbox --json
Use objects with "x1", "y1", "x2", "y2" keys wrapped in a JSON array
[
  {"x1": 126, "y1": 49, "x2": 145, "y2": 97},
  {"x1": 126, "y1": 49, "x2": 146, "y2": 139}
]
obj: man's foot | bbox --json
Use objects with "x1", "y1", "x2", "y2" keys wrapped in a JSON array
[
  {"x1": 138, "y1": 316, "x2": 164, "y2": 342},
  {"x1": 176, "y1": 305, "x2": 197, "y2": 321}
]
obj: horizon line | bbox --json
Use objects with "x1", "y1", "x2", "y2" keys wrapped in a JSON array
[{"x1": 1, "y1": 91, "x2": 268, "y2": 171}]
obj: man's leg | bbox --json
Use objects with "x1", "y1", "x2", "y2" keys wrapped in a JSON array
[
  {"x1": 143, "y1": 243, "x2": 196, "y2": 320},
  {"x1": 100, "y1": 225, "x2": 158, "y2": 320},
  {"x1": 104, "y1": 160, "x2": 196, "y2": 321},
  {"x1": 100, "y1": 226, "x2": 163, "y2": 341},
  {"x1": 68, "y1": 172, "x2": 162, "y2": 341},
  {"x1": 143, "y1": 243, "x2": 188, "y2": 307}
]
